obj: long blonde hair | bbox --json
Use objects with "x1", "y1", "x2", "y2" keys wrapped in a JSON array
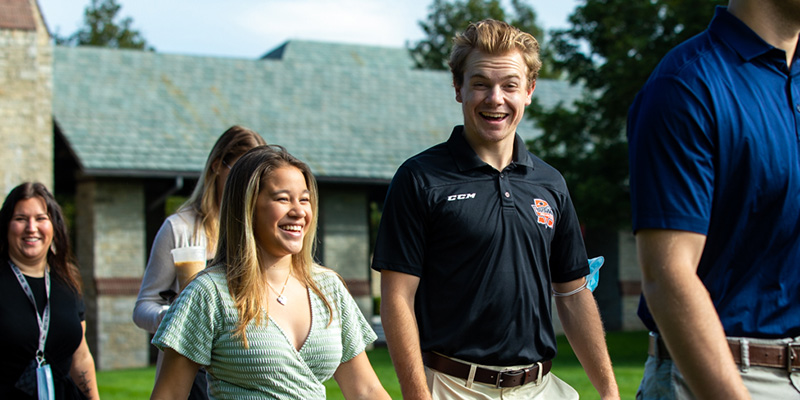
[
  {"x1": 179, "y1": 125, "x2": 266, "y2": 253},
  {"x1": 212, "y1": 145, "x2": 334, "y2": 348}
]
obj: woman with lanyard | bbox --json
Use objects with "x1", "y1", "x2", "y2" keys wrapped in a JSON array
[{"x1": 0, "y1": 182, "x2": 98, "y2": 399}]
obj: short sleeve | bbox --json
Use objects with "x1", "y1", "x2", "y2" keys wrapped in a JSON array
[
  {"x1": 628, "y1": 75, "x2": 715, "y2": 234},
  {"x1": 371, "y1": 165, "x2": 427, "y2": 276},
  {"x1": 549, "y1": 187, "x2": 589, "y2": 283},
  {"x1": 334, "y1": 279, "x2": 377, "y2": 363},
  {"x1": 77, "y1": 296, "x2": 86, "y2": 322},
  {"x1": 151, "y1": 272, "x2": 219, "y2": 366}
]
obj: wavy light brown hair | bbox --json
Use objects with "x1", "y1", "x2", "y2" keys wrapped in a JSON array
[
  {"x1": 449, "y1": 19, "x2": 542, "y2": 90},
  {"x1": 0, "y1": 182, "x2": 83, "y2": 294},
  {"x1": 211, "y1": 145, "x2": 335, "y2": 348},
  {"x1": 180, "y1": 125, "x2": 266, "y2": 254}
]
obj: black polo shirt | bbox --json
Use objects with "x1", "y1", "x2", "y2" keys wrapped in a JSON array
[{"x1": 372, "y1": 126, "x2": 588, "y2": 366}]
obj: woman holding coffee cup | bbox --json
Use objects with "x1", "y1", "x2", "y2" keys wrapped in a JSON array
[
  {"x1": 150, "y1": 145, "x2": 390, "y2": 399},
  {"x1": 133, "y1": 125, "x2": 265, "y2": 399},
  {"x1": 0, "y1": 182, "x2": 98, "y2": 399}
]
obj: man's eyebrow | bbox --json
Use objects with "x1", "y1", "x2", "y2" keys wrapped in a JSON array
[{"x1": 467, "y1": 73, "x2": 523, "y2": 81}]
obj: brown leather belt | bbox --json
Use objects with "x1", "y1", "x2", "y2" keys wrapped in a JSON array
[
  {"x1": 422, "y1": 352, "x2": 552, "y2": 388},
  {"x1": 648, "y1": 334, "x2": 800, "y2": 372}
]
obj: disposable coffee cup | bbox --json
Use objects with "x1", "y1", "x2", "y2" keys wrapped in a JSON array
[{"x1": 171, "y1": 246, "x2": 206, "y2": 290}]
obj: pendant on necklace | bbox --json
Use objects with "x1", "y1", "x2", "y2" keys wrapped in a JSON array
[{"x1": 276, "y1": 295, "x2": 287, "y2": 306}]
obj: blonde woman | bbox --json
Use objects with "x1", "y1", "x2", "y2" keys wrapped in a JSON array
[
  {"x1": 134, "y1": 125, "x2": 265, "y2": 398},
  {"x1": 151, "y1": 145, "x2": 390, "y2": 399}
]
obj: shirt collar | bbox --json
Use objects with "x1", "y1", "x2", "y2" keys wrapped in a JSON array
[
  {"x1": 446, "y1": 126, "x2": 534, "y2": 172},
  {"x1": 710, "y1": 6, "x2": 789, "y2": 63}
]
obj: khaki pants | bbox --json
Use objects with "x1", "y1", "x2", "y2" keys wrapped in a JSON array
[
  {"x1": 424, "y1": 361, "x2": 578, "y2": 400},
  {"x1": 637, "y1": 335, "x2": 800, "y2": 399}
]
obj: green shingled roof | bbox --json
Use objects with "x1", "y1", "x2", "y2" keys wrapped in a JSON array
[{"x1": 52, "y1": 40, "x2": 583, "y2": 182}]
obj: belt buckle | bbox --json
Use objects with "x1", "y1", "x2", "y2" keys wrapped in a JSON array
[
  {"x1": 495, "y1": 368, "x2": 525, "y2": 389},
  {"x1": 788, "y1": 342, "x2": 800, "y2": 373}
]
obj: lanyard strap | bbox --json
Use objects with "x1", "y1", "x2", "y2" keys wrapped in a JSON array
[{"x1": 8, "y1": 260, "x2": 51, "y2": 366}]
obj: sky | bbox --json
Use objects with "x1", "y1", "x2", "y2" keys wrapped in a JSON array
[{"x1": 36, "y1": 0, "x2": 580, "y2": 59}]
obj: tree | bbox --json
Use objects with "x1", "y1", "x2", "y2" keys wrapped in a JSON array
[
  {"x1": 409, "y1": 0, "x2": 555, "y2": 76},
  {"x1": 55, "y1": 0, "x2": 152, "y2": 50},
  {"x1": 527, "y1": 0, "x2": 726, "y2": 230}
]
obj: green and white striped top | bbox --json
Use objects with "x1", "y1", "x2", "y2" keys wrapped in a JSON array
[{"x1": 152, "y1": 264, "x2": 377, "y2": 399}]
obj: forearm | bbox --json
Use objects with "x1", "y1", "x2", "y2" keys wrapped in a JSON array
[
  {"x1": 637, "y1": 229, "x2": 749, "y2": 399},
  {"x1": 643, "y1": 274, "x2": 749, "y2": 399},
  {"x1": 556, "y1": 289, "x2": 619, "y2": 399},
  {"x1": 134, "y1": 221, "x2": 179, "y2": 332},
  {"x1": 70, "y1": 348, "x2": 99, "y2": 400},
  {"x1": 382, "y1": 301, "x2": 430, "y2": 400},
  {"x1": 334, "y1": 352, "x2": 391, "y2": 400},
  {"x1": 133, "y1": 300, "x2": 170, "y2": 333},
  {"x1": 380, "y1": 271, "x2": 430, "y2": 400}
]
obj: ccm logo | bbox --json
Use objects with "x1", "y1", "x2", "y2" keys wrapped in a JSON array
[{"x1": 447, "y1": 193, "x2": 476, "y2": 201}]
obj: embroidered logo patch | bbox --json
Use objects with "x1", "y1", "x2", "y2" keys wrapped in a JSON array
[
  {"x1": 447, "y1": 193, "x2": 476, "y2": 201},
  {"x1": 532, "y1": 199, "x2": 555, "y2": 228}
]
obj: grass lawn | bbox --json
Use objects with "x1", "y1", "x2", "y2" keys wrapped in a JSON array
[{"x1": 98, "y1": 331, "x2": 648, "y2": 399}]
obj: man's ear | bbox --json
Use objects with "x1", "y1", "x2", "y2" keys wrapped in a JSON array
[
  {"x1": 455, "y1": 84, "x2": 463, "y2": 103},
  {"x1": 525, "y1": 80, "x2": 536, "y2": 106}
]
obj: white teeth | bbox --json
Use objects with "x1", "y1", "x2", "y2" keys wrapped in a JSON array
[
  {"x1": 281, "y1": 225, "x2": 302, "y2": 232},
  {"x1": 481, "y1": 112, "x2": 506, "y2": 118}
]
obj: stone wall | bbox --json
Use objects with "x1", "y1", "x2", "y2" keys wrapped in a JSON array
[
  {"x1": 0, "y1": 0, "x2": 53, "y2": 196},
  {"x1": 552, "y1": 229, "x2": 645, "y2": 335},
  {"x1": 76, "y1": 179, "x2": 149, "y2": 370},
  {"x1": 618, "y1": 230, "x2": 646, "y2": 331}
]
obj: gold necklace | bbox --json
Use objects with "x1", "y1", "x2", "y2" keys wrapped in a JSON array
[{"x1": 266, "y1": 269, "x2": 291, "y2": 306}]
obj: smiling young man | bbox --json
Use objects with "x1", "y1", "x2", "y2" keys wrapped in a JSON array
[{"x1": 372, "y1": 19, "x2": 619, "y2": 400}]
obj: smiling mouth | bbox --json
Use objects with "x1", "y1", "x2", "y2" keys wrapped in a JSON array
[
  {"x1": 280, "y1": 225, "x2": 303, "y2": 232},
  {"x1": 480, "y1": 112, "x2": 508, "y2": 121}
]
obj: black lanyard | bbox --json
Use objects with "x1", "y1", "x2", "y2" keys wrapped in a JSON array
[{"x1": 9, "y1": 261, "x2": 51, "y2": 366}]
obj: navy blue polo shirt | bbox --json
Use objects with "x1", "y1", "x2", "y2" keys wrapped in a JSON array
[
  {"x1": 372, "y1": 126, "x2": 589, "y2": 365},
  {"x1": 628, "y1": 7, "x2": 800, "y2": 338}
]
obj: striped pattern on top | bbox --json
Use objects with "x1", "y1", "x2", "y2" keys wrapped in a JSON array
[{"x1": 152, "y1": 264, "x2": 377, "y2": 399}]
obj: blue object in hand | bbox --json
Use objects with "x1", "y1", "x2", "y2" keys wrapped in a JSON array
[{"x1": 587, "y1": 256, "x2": 604, "y2": 292}]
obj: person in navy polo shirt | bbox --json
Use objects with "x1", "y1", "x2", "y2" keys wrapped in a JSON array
[
  {"x1": 372, "y1": 19, "x2": 619, "y2": 400},
  {"x1": 628, "y1": 1, "x2": 800, "y2": 399}
]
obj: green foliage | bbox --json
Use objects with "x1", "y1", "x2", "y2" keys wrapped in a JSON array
[
  {"x1": 54, "y1": 0, "x2": 152, "y2": 50},
  {"x1": 165, "y1": 195, "x2": 187, "y2": 216},
  {"x1": 527, "y1": 0, "x2": 726, "y2": 229},
  {"x1": 53, "y1": 194, "x2": 76, "y2": 242},
  {"x1": 409, "y1": 0, "x2": 556, "y2": 77}
]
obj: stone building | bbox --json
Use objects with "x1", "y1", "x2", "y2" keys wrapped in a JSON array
[
  {"x1": 0, "y1": 0, "x2": 52, "y2": 193},
  {"x1": 1, "y1": 0, "x2": 644, "y2": 370}
]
